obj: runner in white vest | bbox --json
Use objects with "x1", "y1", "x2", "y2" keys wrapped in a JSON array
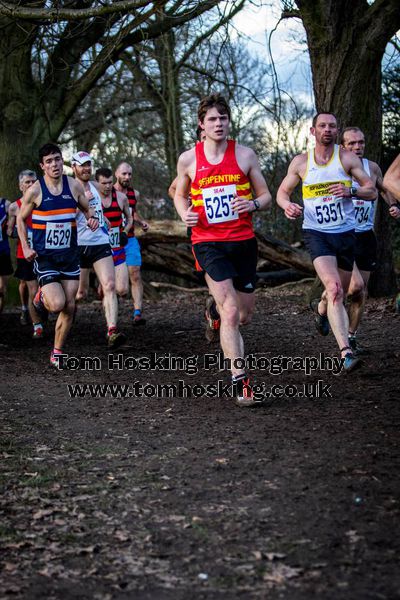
[
  {"x1": 277, "y1": 113, "x2": 376, "y2": 372},
  {"x1": 72, "y1": 151, "x2": 126, "y2": 350},
  {"x1": 339, "y1": 127, "x2": 398, "y2": 354}
]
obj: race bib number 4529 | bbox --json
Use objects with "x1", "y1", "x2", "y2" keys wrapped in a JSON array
[
  {"x1": 202, "y1": 184, "x2": 238, "y2": 224},
  {"x1": 45, "y1": 222, "x2": 71, "y2": 249}
]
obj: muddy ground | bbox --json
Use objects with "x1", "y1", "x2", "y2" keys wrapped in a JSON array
[{"x1": 0, "y1": 282, "x2": 399, "y2": 599}]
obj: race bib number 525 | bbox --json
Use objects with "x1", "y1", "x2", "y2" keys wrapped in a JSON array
[{"x1": 202, "y1": 184, "x2": 238, "y2": 224}]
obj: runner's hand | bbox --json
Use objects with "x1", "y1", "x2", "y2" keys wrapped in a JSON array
[
  {"x1": 87, "y1": 216, "x2": 99, "y2": 231},
  {"x1": 183, "y1": 205, "x2": 199, "y2": 227},
  {"x1": 231, "y1": 195, "x2": 252, "y2": 215},
  {"x1": 23, "y1": 247, "x2": 37, "y2": 262},
  {"x1": 284, "y1": 202, "x2": 303, "y2": 220},
  {"x1": 329, "y1": 183, "x2": 350, "y2": 198},
  {"x1": 141, "y1": 221, "x2": 149, "y2": 232},
  {"x1": 389, "y1": 205, "x2": 400, "y2": 219}
]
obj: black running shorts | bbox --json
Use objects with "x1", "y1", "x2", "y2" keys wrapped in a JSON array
[
  {"x1": 34, "y1": 250, "x2": 80, "y2": 287},
  {"x1": 14, "y1": 258, "x2": 36, "y2": 281},
  {"x1": 303, "y1": 229, "x2": 355, "y2": 272},
  {"x1": 192, "y1": 237, "x2": 258, "y2": 293},
  {"x1": 354, "y1": 229, "x2": 377, "y2": 272},
  {"x1": 79, "y1": 243, "x2": 112, "y2": 269}
]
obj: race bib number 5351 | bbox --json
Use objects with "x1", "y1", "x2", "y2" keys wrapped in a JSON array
[
  {"x1": 202, "y1": 184, "x2": 238, "y2": 224},
  {"x1": 45, "y1": 222, "x2": 71, "y2": 249},
  {"x1": 314, "y1": 197, "x2": 345, "y2": 228}
]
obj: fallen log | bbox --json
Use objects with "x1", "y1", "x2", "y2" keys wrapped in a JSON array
[
  {"x1": 255, "y1": 231, "x2": 314, "y2": 274},
  {"x1": 137, "y1": 220, "x2": 314, "y2": 283}
]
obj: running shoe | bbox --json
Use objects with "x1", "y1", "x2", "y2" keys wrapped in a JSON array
[
  {"x1": 33, "y1": 289, "x2": 48, "y2": 322},
  {"x1": 32, "y1": 324, "x2": 44, "y2": 339},
  {"x1": 132, "y1": 309, "x2": 146, "y2": 326},
  {"x1": 342, "y1": 352, "x2": 362, "y2": 373},
  {"x1": 233, "y1": 375, "x2": 262, "y2": 407},
  {"x1": 205, "y1": 296, "x2": 220, "y2": 342},
  {"x1": 310, "y1": 299, "x2": 329, "y2": 336},
  {"x1": 50, "y1": 350, "x2": 63, "y2": 368},
  {"x1": 20, "y1": 308, "x2": 30, "y2": 326},
  {"x1": 107, "y1": 330, "x2": 127, "y2": 349},
  {"x1": 348, "y1": 335, "x2": 369, "y2": 356}
]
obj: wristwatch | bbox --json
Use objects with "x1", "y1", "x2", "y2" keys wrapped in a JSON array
[
  {"x1": 253, "y1": 199, "x2": 260, "y2": 211},
  {"x1": 350, "y1": 186, "x2": 357, "y2": 197}
]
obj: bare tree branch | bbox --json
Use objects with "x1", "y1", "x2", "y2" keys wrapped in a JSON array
[{"x1": 0, "y1": 0, "x2": 160, "y2": 21}]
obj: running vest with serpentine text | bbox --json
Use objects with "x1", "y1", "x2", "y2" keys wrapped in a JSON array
[
  {"x1": 352, "y1": 158, "x2": 376, "y2": 233},
  {"x1": 302, "y1": 145, "x2": 354, "y2": 233},
  {"x1": 32, "y1": 176, "x2": 77, "y2": 256},
  {"x1": 102, "y1": 187, "x2": 123, "y2": 250},
  {"x1": 77, "y1": 182, "x2": 109, "y2": 246},
  {"x1": 190, "y1": 140, "x2": 254, "y2": 244}
]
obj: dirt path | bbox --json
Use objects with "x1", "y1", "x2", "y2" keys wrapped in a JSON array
[{"x1": 1, "y1": 284, "x2": 399, "y2": 599}]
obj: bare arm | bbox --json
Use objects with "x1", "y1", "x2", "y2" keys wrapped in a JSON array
[
  {"x1": 6, "y1": 201, "x2": 17, "y2": 237},
  {"x1": 132, "y1": 190, "x2": 149, "y2": 231},
  {"x1": 16, "y1": 185, "x2": 39, "y2": 261},
  {"x1": 276, "y1": 155, "x2": 304, "y2": 220},
  {"x1": 168, "y1": 177, "x2": 178, "y2": 201},
  {"x1": 335, "y1": 151, "x2": 376, "y2": 200},
  {"x1": 232, "y1": 147, "x2": 271, "y2": 215},
  {"x1": 119, "y1": 192, "x2": 133, "y2": 235},
  {"x1": 70, "y1": 178, "x2": 99, "y2": 231},
  {"x1": 174, "y1": 150, "x2": 198, "y2": 227},
  {"x1": 372, "y1": 162, "x2": 400, "y2": 219},
  {"x1": 383, "y1": 154, "x2": 400, "y2": 202}
]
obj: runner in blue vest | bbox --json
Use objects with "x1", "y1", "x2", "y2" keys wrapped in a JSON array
[{"x1": 17, "y1": 143, "x2": 99, "y2": 366}]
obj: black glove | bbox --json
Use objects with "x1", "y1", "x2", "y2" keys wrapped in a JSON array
[{"x1": 120, "y1": 231, "x2": 128, "y2": 247}]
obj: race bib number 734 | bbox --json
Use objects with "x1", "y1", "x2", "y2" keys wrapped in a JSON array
[{"x1": 202, "y1": 184, "x2": 238, "y2": 224}]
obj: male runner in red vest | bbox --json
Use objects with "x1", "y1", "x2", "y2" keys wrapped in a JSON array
[{"x1": 174, "y1": 93, "x2": 272, "y2": 406}]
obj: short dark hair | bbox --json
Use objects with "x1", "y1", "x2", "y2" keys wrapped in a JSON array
[
  {"x1": 312, "y1": 112, "x2": 338, "y2": 128},
  {"x1": 39, "y1": 143, "x2": 62, "y2": 163},
  {"x1": 95, "y1": 167, "x2": 113, "y2": 181},
  {"x1": 198, "y1": 93, "x2": 231, "y2": 124},
  {"x1": 340, "y1": 126, "x2": 364, "y2": 145},
  {"x1": 196, "y1": 126, "x2": 203, "y2": 142}
]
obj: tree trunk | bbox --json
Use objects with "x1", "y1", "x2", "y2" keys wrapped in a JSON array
[
  {"x1": 295, "y1": 0, "x2": 400, "y2": 297},
  {"x1": 155, "y1": 30, "x2": 185, "y2": 181}
]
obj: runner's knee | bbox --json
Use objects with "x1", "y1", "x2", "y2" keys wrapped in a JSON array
[
  {"x1": 47, "y1": 297, "x2": 66, "y2": 313},
  {"x1": 348, "y1": 281, "x2": 365, "y2": 301},
  {"x1": 325, "y1": 280, "x2": 344, "y2": 303},
  {"x1": 102, "y1": 278, "x2": 116, "y2": 295},
  {"x1": 220, "y1": 302, "x2": 240, "y2": 327}
]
